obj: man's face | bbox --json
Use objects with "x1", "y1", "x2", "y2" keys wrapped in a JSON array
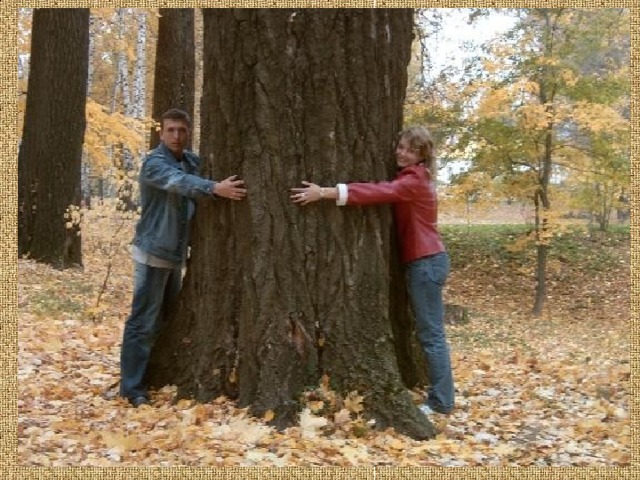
[{"x1": 160, "y1": 118, "x2": 191, "y2": 157}]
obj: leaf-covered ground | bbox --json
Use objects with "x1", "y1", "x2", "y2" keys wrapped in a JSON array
[{"x1": 17, "y1": 205, "x2": 630, "y2": 466}]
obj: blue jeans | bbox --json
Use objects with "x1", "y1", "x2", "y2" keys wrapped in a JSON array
[
  {"x1": 406, "y1": 252, "x2": 454, "y2": 413},
  {"x1": 119, "y1": 261, "x2": 182, "y2": 400}
]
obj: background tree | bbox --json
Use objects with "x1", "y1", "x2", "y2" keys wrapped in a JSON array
[
  {"x1": 557, "y1": 9, "x2": 630, "y2": 231},
  {"x1": 146, "y1": 8, "x2": 436, "y2": 440},
  {"x1": 18, "y1": 8, "x2": 90, "y2": 268},
  {"x1": 409, "y1": 8, "x2": 629, "y2": 315},
  {"x1": 83, "y1": 9, "x2": 156, "y2": 203},
  {"x1": 477, "y1": 8, "x2": 629, "y2": 315},
  {"x1": 149, "y1": 8, "x2": 195, "y2": 148}
]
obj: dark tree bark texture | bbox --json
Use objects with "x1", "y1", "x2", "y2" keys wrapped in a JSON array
[
  {"x1": 147, "y1": 9, "x2": 434, "y2": 439},
  {"x1": 18, "y1": 8, "x2": 90, "y2": 268},
  {"x1": 149, "y1": 9, "x2": 195, "y2": 149}
]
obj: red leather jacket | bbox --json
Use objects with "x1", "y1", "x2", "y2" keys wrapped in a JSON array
[{"x1": 343, "y1": 163, "x2": 445, "y2": 264}]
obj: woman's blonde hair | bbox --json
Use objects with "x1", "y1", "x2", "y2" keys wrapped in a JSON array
[{"x1": 398, "y1": 125, "x2": 436, "y2": 175}]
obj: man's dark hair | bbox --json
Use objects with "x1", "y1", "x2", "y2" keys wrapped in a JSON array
[{"x1": 160, "y1": 108, "x2": 192, "y2": 129}]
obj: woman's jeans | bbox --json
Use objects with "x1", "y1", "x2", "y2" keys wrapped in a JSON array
[
  {"x1": 406, "y1": 252, "x2": 454, "y2": 413},
  {"x1": 119, "y1": 261, "x2": 182, "y2": 400}
]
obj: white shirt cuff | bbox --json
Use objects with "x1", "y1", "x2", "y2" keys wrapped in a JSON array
[{"x1": 336, "y1": 184, "x2": 348, "y2": 206}]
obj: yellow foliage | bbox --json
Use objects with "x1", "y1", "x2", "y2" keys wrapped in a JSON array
[
  {"x1": 84, "y1": 98, "x2": 150, "y2": 175},
  {"x1": 64, "y1": 204, "x2": 83, "y2": 231},
  {"x1": 531, "y1": 209, "x2": 571, "y2": 247},
  {"x1": 516, "y1": 80, "x2": 539, "y2": 96},
  {"x1": 560, "y1": 69, "x2": 579, "y2": 87},
  {"x1": 263, "y1": 410, "x2": 275, "y2": 422},
  {"x1": 570, "y1": 101, "x2": 627, "y2": 134},
  {"x1": 477, "y1": 88, "x2": 511, "y2": 118},
  {"x1": 482, "y1": 59, "x2": 499, "y2": 75},
  {"x1": 517, "y1": 104, "x2": 550, "y2": 131},
  {"x1": 343, "y1": 392, "x2": 364, "y2": 414}
]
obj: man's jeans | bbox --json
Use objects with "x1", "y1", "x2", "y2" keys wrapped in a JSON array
[
  {"x1": 406, "y1": 252, "x2": 454, "y2": 413},
  {"x1": 120, "y1": 261, "x2": 182, "y2": 400}
]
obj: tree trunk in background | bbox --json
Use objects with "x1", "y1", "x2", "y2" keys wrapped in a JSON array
[
  {"x1": 532, "y1": 9, "x2": 556, "y2": 317},
  {"x1": 18, "y1": 8, "x2": 90, "y2": 268},
  {"x1": 112, "y1": 9, "x2": 132, "y2": 116},
  {"x1": 81, "y1": 13, "x2": 98, "y2": 207},
  {"x1": 149, "y1": 8, "x2": 195, "y2": 148},
  {"x1": 86, "y1": 13, "x2": 96, "y2": 98},
  {"x1": 133, "y1": 10, "x2": 147, "y2": 121},
  {"x1": 109, "y1": 9, "x2": 134, "y2": 211},
  {"x1": 147, "y1": 9, "x2": 434, "y2": 440},
  {"x1": 192, "y1": 9, "x2": 204, "y2": 152},
  {"x1": 117, "y1": 9, "x2": 147, "y2": 212}
]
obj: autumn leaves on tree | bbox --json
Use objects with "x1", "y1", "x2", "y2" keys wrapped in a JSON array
[{"x1": 406, "y1": 8, "x2": 630, "y2": 315}]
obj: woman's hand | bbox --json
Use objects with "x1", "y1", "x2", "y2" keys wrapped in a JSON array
[{"x1": 290, "y1": 181, "x2": 323, "y2": 205}]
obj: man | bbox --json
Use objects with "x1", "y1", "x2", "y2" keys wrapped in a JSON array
[{"x1": 119, "y1": 108, "x2": 247, "y2": 407}]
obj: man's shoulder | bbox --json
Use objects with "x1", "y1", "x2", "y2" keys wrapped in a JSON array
[
  {"x1": 184, "y1": 150, "x2": 201, "y2": 166},
  {"x1": 144, "y1": 145, "x2": 169, "y2": 163},
  {"x1": 143, "y1": 145, "x2": 201, "y2": 170}
]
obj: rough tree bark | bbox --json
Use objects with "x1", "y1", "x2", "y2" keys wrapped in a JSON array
[
  {"x1": 149, "y1": 8, "x2": 195, "y2": 149},
  {"x1": 18, "y1": 8, "x2": 90, "y2": 267},
  {"x1": 147, "y1": 9, "x2": 434, "y2": 439}
]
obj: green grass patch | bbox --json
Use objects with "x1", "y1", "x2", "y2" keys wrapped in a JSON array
[
  {"x1": 441, "y1": 224, "x2": 530, "y2": 269},
  {"x1": 28, "y1": 280, "x2": 94, "y2": 318},
  {"x1": 552, "y1": 224, "x2": 629, "y2": 271},
  {"x1": 440, "y1": 223, "x2": 629, "y2": 273}
]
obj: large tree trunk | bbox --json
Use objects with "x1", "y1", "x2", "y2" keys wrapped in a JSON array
[
  {"x1": 147, "y1": 9, "x2": 434, "y2": 440},
  {"x1": 149, "y1": 8, "x2": 195, "y2": 148},
  {"x1": 18, "y1": 8, "x2": 90, "y2": 268}
]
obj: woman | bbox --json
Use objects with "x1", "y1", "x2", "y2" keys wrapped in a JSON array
[{"x1": 290, "y1": 125, "x2": 454, "y2": 415}]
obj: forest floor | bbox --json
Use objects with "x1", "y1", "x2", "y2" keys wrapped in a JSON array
[{"x1": 17, "y1": 202, "x2": 630, "y2": 467}]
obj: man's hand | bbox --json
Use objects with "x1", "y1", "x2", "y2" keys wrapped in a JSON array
[{"x1": 213, "y1": 175, "x2": 247, "y2": 200}]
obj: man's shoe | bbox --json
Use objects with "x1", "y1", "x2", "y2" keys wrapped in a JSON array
[{"x1": 130, "y1": 396, "x2": 150, "y2": 407}]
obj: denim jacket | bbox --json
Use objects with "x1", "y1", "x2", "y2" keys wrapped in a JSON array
[{"x1": 132, "y1": 143, "x2": 215, "y2": 264}]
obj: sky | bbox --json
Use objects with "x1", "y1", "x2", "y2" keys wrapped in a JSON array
[
  {"x1": 420, "y1": 9, "x2": 519, "y2": 183},
  {"x1": 423, "y1": 8, "x2": 518, "y2": 80}
]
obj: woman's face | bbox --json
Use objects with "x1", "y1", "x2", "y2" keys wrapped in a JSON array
[{"x1": 395, "y1": 136, "x2": 423, "y2": 168}]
